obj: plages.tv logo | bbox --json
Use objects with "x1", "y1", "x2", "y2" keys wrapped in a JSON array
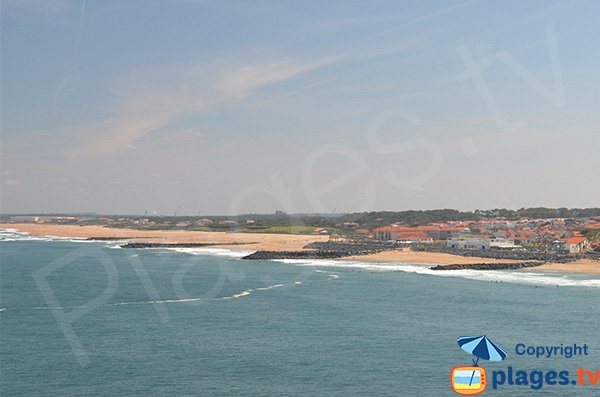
[{"x1": 451, "y1": 335, "x2": 507, "y2": 395}]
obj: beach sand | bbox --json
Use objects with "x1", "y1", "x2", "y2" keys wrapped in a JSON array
[
  {"x1": 342, "y1": 248, "x2": 524, "y2": 265},
  {"x1": 2, "y1": 223, "x2": 599, "y2": 274},
  {"x1": 530, "y1": 260, "x2": 600, "y2": 274},
  {"x1": 343, "y1": 249, "x2": 599, "y2": 274},
  {"x1": 0, "y1": 223, "x2": 328, "y2": 251}
]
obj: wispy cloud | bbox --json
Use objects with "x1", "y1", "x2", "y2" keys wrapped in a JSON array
[
  {"x1": 67, "y1": 57, "x2": 337, "y2": 156},
  {"x1": 216, "y1": 57, "x2": 339, "y2": 101},
  {"x1": 67, "y1": 88, "x2": 203, "y2": 156},
  {"x1": 371, "y1": 0, "x2": 482, "y2": 37}
]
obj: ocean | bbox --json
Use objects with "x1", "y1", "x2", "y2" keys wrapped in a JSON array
[{"x1": 1, "y1": 229, "x2": 599, "y2": 396}]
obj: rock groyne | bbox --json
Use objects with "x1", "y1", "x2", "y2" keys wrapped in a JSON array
[
  {"x1": 121, "y1": 242, "x2": 255, "y2": 249},
  {"x1": 243, "y1": 241, "x2": 392, "y2": 260},
  {"x1": 430, "y1": 261, "x2": 543, "y2": 271}
]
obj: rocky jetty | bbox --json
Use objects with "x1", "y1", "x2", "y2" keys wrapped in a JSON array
[
  {"x1": 430, "y1": 261, "x2": 543, "y2": 271},
  {"x1": 120, "y1": 242, "x2": 255, "y2": 249},
  {"x1": 242, "y1": 241, "x2": 393, "y2": 260},
  {"x1": 242, "y1": 250, "x2": 349, "y2": 260},
  {"x1": 86, "y1": 237, "x2": 134, "y2": 241}
]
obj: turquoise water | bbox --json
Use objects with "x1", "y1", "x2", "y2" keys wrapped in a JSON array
[{"x1": 1, "y1": 231, "x2": 599, "y2": 396}]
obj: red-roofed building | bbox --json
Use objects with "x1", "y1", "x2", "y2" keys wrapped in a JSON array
[
  {"x1": 562, "y1": 237, "x2": 591, "y2": 254},
  {"x1": 393, "y1": 232, "x2": 433, "y2": 243}
]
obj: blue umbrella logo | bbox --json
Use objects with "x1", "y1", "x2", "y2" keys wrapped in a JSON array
[{"x1": 457, "y1": 335, "x2": 507, "y2": 387}]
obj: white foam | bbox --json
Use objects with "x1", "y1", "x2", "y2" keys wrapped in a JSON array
[
  {"x1": 154, "y1": 298, "x2": 204, "y2": 304},
  {"x1": 168, "y1": 247, "x2": 255, "y2": 258},
  {"x1": 0, "y1": 308, "x2": 6, "y2": 312},
  {"x1": 222, "y1": 282, "x2": 288, "y2": 300},
  {"x1": 255, "y1": 284, "x2": 285, "y2": 291},
  {"x1": 273, "y1": 258, "x2": 600, "y2": 288},
  {"x1": 222, "y1": 289, "x2": 253, "y2": 300},
  {"x1": 0, "y1": 228, "x2": 92, "y2": 243}
]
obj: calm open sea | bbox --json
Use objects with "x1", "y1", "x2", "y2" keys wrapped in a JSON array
[{"x1": 1, "y1": 229, "x2": 599, "y2": 396}]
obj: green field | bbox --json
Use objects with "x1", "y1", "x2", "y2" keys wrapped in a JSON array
[{"x1": 240, "y1": 225, "x2": 318, "y2": 234}]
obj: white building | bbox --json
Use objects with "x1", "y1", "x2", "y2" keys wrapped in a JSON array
[
  {"x1": 562, "y1": 237, "x2": 591, "y2": 254},
  {"x1": 447, "y1": 236, "x2": 491, "y2": 250},
  {"x1": 10, "y1": 215, "x2": 39, "y2": 223},
  {"x1": 489, "y1": 236, "x2": 517, "y2": 249}
]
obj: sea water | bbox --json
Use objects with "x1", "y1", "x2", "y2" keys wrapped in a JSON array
[{"x1": 1, "y1": 229, "x2": 599, "y2": 396}]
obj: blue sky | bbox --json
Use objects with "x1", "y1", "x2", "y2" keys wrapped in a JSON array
[{"x1": 1, "y1": 0, "x2": 599, "y2": 215}]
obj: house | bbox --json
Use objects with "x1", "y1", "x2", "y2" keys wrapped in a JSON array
[
  {"x1": 489, "y1": 236, "x2": 517, "y2": 249},
  {"x1": 562, "y1": 237, "x2": 591, "y2": 254},
  {"x1": 393, "y1": 232, "x2": 433, "y2": 244},
  {"x1": 10, "y1": 216, "x2": 39, "y2": 223},
  {"x1": 372, "y1": 227, "x2": 399, "y2": 241},
  {"x1": 447, "y1": 236, "x2": 491, "y2": 250}
]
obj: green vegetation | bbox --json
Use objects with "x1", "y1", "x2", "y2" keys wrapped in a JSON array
[
  {"x1": 338, "y1": 209, "x2": 478, "y2": 228},
  {"x1": 240, "y1": 225, "x2": 317, "y2": 234},
  {"x1": 580, "y1": 228, "x2": 600, "y2": 242},
  {"x1": 5, "y1": 207, "x2": 598, "y2": 237}
]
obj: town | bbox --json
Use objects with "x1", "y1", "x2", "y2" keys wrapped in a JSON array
[{"x1": 4, "y1": 208, "x2": 600, "y2": 258}]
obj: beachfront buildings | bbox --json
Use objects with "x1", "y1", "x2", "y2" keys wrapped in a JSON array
[
  {"x1": 447, "y1": 236, "x2": 491, "y2": 250},
  {"x1": 369, "y1": 215, "x2": 600, "y2": 255},
  {"x1": 372, "y1": 226, "x2": 463, "y2": 242},
  {"x1": 562, "y1": 237, "x2": 591, "y2": 254},
  {"x1": 372, "y1": 227, "x2": 433, "y2": 243}
]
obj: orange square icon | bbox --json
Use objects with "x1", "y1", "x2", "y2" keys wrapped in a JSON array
[{"x1": 451, "y1": 366, "x2": 487, "y2": 395}]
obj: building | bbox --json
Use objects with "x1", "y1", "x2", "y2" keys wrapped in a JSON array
[
  {"x1": 341, "y1": 222, "x2": 360, "y2": 229},
  {"x1": 372, "y1": 227, "x2": 398, "y2": 241},
  {"x1": 10, "y1": 216, "x2": 39, "y2": 223},
  {"x1": 447, "y1": 236, "x2": 491, "y2": 250},
  {"x1": 562, "y1": 237, "x2": 591, "y2": 254},
  {"x1": 394, "y1": 232, "x2": 434, "y2": 244},
  {"x1": 489, "y1": 235, "x2": 517, "y2": 249}
]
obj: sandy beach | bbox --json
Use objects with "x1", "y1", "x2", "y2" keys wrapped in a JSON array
[
  {"x1": 0, "y1": 223, "x2": 329, "y2": 252},
  {"x1": 342, "y1": 248, "x2": 524, "y2": 265},
  {"x1": 530, "y1": 260, "x2": 600, "y2": 274},
  {"x1": 2, "y1": 223, "x2": 599, "y2": 274}
]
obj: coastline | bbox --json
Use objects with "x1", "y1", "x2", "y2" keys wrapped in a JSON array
[
  {"x1": 2, "y1": 223, "x2": 599, "y2": 274},
  {"x1": 341, "y1": 248, "x2": 523, "y2": 265},
  {"x1": 0, "y1": 223, "x2": 329, "y2": 252}
]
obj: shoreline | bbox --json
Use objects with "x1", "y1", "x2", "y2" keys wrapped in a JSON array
[
  {"x1": 2, "y1": 223, "x2": 599, "y2": 274},
  {"x1": 0, "y1": 223, "x2": 329, "y2": 252}
]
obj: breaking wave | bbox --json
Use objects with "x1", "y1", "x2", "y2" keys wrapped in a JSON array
[
  {"x1": 0, "y1": 228, "x2": 91, "y2": 244},
  {"x1": 2, "y1": 281, "x2": 303, "y2": 312},
  {"x1": 166, "y1": 247, "x2": 255, "y2": 259},
  {"x1": 273, "y1": 259, "x2": 600, "y2": 288},
  {"x1": 222, "y1": 283, "x2": 286, "y2": 300}
]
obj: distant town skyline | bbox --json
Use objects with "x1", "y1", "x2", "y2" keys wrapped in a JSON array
[{"x1": 2, "y1": 0, "x2": 599, "y2": 215}]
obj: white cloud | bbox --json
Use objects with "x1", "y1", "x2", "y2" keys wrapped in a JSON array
[
  {"x1": 66, "y1": 57, "x2": 337, "y2": 156},
  {"x1": 67, "y1": 88, "x2": 204, "y2": 156},
  {"x1": 216, "y1": 58, "x2": 339, "y2": 101}
]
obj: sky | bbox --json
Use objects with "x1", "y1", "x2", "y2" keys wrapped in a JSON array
[{"x1": 1, "y1": 0, "x2": 599, "y2": 215}]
